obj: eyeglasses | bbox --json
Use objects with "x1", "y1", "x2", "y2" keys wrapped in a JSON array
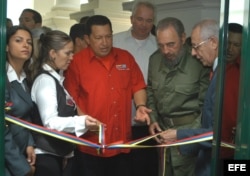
[{"x1": 192, "y1": 38, "x2": 210, "y2": 50}]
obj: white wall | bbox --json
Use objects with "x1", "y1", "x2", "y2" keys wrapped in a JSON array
[
  {"x1": 229, "y1": 0, "x2": 244, "y2": 25},
  {"x1": 7, "y1": 0, "x2": 88, "y2": 26},
  {"x1": 7, "y1": 0, "x2": 245, "y2": 32}
]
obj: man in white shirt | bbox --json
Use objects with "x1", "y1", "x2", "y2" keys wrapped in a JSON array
[{"x1": 113, "y1": 1, "x2": 158, "y2": 176}]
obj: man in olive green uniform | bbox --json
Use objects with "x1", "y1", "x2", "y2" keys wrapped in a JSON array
[{"x1": 147, "y1": 17, "x2": 210, "y2": 176}]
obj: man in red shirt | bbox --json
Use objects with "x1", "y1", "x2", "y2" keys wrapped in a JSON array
[
  {"x1": 220, "y1": 23, "x2": 242, "y2": 159},
  {"x1": 64, "y1": 15, "x2": 151, "y2": 176}
]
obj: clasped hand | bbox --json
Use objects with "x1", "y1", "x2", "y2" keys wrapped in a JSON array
[
  {"x1": 158, "y1": 129, "x2": 177, "y2": 144},
  {"x1": 149, "y1": 122, "x2": 177, "y2": 144}
]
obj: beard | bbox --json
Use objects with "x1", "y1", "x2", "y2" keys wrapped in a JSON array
[{"x1": 164, "y1": 47, "x2": 185, "y2": 68}]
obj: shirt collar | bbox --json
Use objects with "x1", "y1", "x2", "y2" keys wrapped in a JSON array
[
  {"x1": 128, "y1": 27, "x2": 155, "y2": 42},
  {"x1": 42, "y1": 64, "x2": 64, "y2": 85},
  {"x1": 213, "y1": 57, "x2": 218, "y2": 71},
  {"x1": 6, "y1": 63, "x2": 26, "y2": 83},
  {"x1": 125, "y1": 28, "x2": 133, "y2": 40},
  {"x1": 89, "y1": 47, "x2": 118, "y2": 62}
]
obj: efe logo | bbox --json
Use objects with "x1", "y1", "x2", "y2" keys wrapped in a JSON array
[{"x1": 228, "y1": 164, "x2": 246, "y2": 171}]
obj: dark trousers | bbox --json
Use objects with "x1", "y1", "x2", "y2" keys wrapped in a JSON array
[
  {"x1": 34, "y1": 154, "x2": 73, "y2": 176},
  {"x1": 73, "y1": 149, "x2": 131, "y2": 176},
  {"x1": 130, "y1": 126, "x2": 159, "y2": 176}
]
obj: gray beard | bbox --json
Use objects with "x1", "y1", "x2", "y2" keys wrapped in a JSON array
[{"x1": 165, "y1": 47, "x2": 185, "y2": 69}]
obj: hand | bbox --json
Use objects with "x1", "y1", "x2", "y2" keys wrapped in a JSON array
[
  {"x1": 160, "y1": 129, "x2": 177, "y2": 144},
  {"x1": 26, "y1": 146, "x2": 36, "y2": 166},
  {"x1": 85, "y1": 115, "x2": 103, "y2": 131},
  {"x1": 149, "y1": 122, "x2": 162, "y2": 143},
  {"x1": 134, "y1": 106, "x2": 152, "y2": 125}
]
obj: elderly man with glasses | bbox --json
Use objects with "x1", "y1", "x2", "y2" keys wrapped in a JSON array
[{"x1": 162, "y1": 19, "x2": 220, "y2": 176}]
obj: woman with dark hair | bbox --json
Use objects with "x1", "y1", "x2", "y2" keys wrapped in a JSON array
[
  {"x1": 5, "y1": 25, "x2": 36, "y2": 176},
  {"x1": 30, "y1": 30, "x2": 100, "y2": 176}
]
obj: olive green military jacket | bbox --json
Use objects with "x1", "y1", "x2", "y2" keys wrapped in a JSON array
[{"x1": 147, "y1": 46, "x2": 210, "y2": 128}]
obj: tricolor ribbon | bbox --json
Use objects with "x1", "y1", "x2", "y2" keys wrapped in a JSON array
[
  {"x1": 108, "y1": 131, "x2": 213, "y2": 149},
  {"x1": 5, "y1": 114, "x2": 234, "y2": 150},
  {"x1": 5, "y1": 114, "x2": 100, "y2": 148}
]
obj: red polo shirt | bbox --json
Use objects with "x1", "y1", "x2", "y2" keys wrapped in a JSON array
[
  {"x1": 220, "y1": 57, "x2": 240, "y2": 158},
  {"x1": 64, "y1": 47, "x2": 146, "y2": 157}
]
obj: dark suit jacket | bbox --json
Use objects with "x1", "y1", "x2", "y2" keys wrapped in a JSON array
[
  {"x1": 6, "y1": 79, "x2": 35, "y2": 152},
  {"x1": 176, "y1": 69, "x2": 217, "y2": 176},
  {"x1": 5, "y1": 79, "x2": 35, "y2": 175},
  {"x1": 5, "y1": 125, "x2": 31, "y2": 176}
]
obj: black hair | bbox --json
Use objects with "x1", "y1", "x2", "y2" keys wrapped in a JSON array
[
  {"x1": 6, "y1": 25, "x2": 33, "y2": 56},
  {"x1": 69, "y1": 23, "x2": 86, "y2": 44},
  {"x1": 22, "y1": 8, "x2": 42, "y2": 24},
  {"x1": 6, "y1": 18, "x2": 13, "y2": 30},
  {"x1": 6, "y1": 25, "x2": 34, "y2": 83},
  {"x1": 79, "y1": 16, "x2": 90, "y2": 24},
  {"x1": 85, "y1": 15, "x2": 112, "y2": 36},
  {"x1": 228, "y1": 23, "x2": 243, "y2": 34},
  {"x1": 156, "y1": 17, "x2": 185, "y2": 38},
  {"x1": 6, "y1": 18, "x2": 12, "y2": 23}
]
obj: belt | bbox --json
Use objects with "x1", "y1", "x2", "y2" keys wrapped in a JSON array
[{"x1": 162, "y1": 112, "x2": 199, "y2": 128}]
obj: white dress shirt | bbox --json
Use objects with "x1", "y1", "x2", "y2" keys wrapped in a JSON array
[
  {"x1": 7, "y1": 63, "x2": 26, "y2": 90},
  {"x1": 113, "y1": 28, "x2": 157, "y2": 82},
  {"x1": 31, "y1": 64, "x2": 88, "y2": 155}
]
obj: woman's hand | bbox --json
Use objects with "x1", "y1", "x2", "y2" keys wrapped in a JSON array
[
  {"x1": 26, "y1": 146, "x2": 36, "y2": 166},
  {"x1": 85, "y1": 115, "x2": 103, "y2": 131}
]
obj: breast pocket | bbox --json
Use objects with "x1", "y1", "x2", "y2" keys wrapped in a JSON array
[
  {"x1": 118, "y1": 70, "x2": 130, "y2": 89},
  {"x1": 151, "y1": 80, "x2": 162, "y2": 97},
  {"x1": 175, "y1": 84, "x2": 199, "y2": 96}
]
